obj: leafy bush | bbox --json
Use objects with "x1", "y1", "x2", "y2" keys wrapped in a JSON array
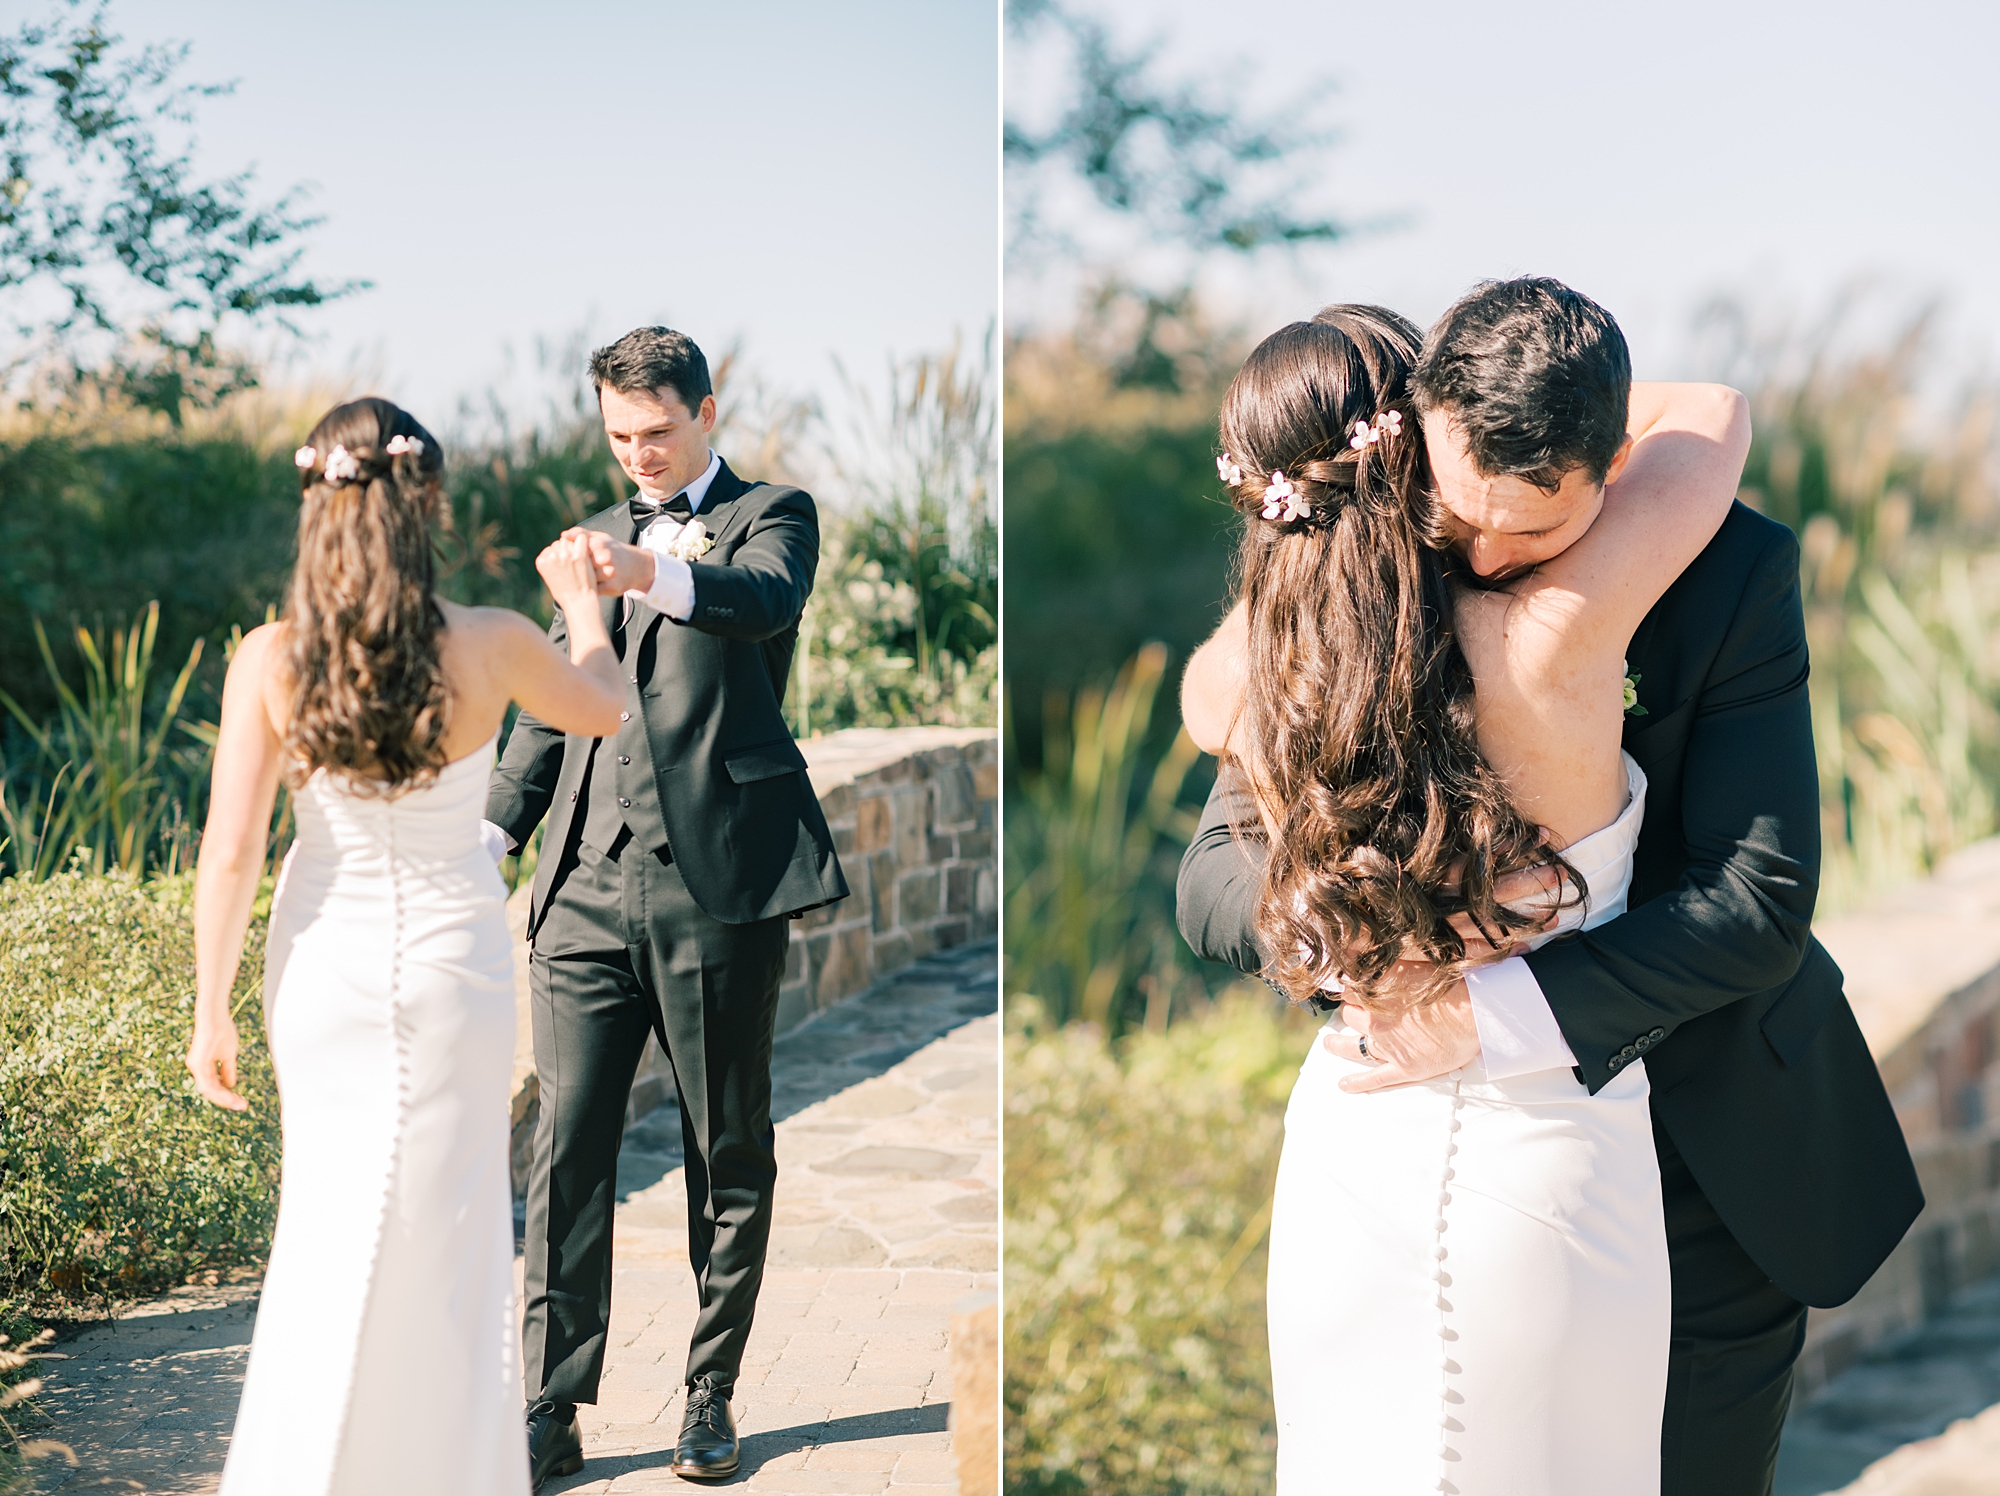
[
  {"x1": 0, "y1": 870, "x2": 278, "y2": 1303},
  {"x1": 1003, "y1": 992, "x2": 1315, "y2": 1495}
]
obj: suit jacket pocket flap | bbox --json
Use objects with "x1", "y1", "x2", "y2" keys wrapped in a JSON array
[
  {"x1": 726, "y1": 740, "x2": 808, "y2": 784},
  {"x1": 1760, "y1": 940, "x2": 1846, "y2": 1067}
]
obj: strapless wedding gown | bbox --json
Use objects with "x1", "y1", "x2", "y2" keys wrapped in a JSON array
[
  {"x1": 1267, "y1": 753, "x2": 1667, "y2": 1495},
  {"x1": 220, "y1": 740, "x2": 529, "y2": 1496}
]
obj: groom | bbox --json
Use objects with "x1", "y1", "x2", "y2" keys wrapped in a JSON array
[
  {"x1": 487, "y1": 325, "x2": 847, "y2": 1486},
  {"x1": 1177, "y1": 279, "x2": 1923, "y2": 1496}
]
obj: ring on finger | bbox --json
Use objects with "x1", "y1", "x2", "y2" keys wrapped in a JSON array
[{"x1": 1357, "y1": 1032, "x2": 1371, "y2": 1061}]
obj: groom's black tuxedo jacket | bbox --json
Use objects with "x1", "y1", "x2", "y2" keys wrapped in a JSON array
[
  {"x1": 488, "y1": 460, "x2": 848, "y2": 930},
  {"x1": 1176, "y1": 502, "x2": 1923, "y2": 1308}
]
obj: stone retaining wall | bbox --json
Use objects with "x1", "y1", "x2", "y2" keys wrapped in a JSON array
[
  {"x1": 1794, "y1": 838, "x2": 2000, "y2": 1394},
  {"x1": 507, "y1": 725, "x2": 998, "y2": 1192}
]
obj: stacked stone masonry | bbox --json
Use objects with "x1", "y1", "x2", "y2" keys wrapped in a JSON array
[
  {"x1": 1794, "y1": 836, "x2": 2000, "y2": 1395},
  {"x1": 780, "y1": 726, "x2": 999, "y2": 1034}
]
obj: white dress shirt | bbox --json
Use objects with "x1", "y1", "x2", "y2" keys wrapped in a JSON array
[
  {"x1": 624, "y1": 448, "x2": 722, "y2": 623},
  {"x1": 480, "y1": 450, "x2": 722, "y2": 861},
  {"x1": 1466, "y1": 955, "x2": 1579, "y2": 1079}
]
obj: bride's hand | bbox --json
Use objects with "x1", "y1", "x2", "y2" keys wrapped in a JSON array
[
  {"x1": 535, "y1": 532, "x2": 603, "y2": 609},
  {"x1": 186, "y1": 1015, "x2": 249, "y2": 1112},
  {"x1": 1441, "y1": 863, "x2": 1564, "y2": 956}
]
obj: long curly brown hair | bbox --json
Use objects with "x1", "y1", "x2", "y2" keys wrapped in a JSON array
[
  {"x1": 1219, "y1": 307, "x2": 1577, "y2": 1007},
  {"x1": 284, "y1": 397, "x2": 451, "y2": 792}
]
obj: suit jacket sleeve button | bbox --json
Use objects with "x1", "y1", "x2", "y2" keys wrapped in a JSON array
[
  {"x1": 1607, "y1": 1055, "x2": 1625, "y2": 1072},
  {"x1": 1649, "y1": 1028, "x2": 1666, "y2": 1042}
]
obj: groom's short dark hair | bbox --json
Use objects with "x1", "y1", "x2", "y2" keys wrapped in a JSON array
[
  {"x1": 589, "y1": 326, "x2": 713, "y2": 416},
  {"x1": 1407, "y1": 278, "x2": 1630, "y2": 490}
]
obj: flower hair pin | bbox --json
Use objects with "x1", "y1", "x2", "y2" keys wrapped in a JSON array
[
  {"x1": 1349, "y1": 409, "x2": 1404, "y2": 450},
  {"x1": 1260, "y1": 470, "x2": 1311, "y2": 524},
  {"x1": 385, "y1": 434, "x2": 424, "y2": 456},
  {"x1": 321, "y1": 446, "x2": 361, "y2": 484},
  {"x1": 294, "y1": 445, "x2": 317, "y2": 469},
  {"x1": 1217, "y1": 453, "x2": 1245, "y2": 486}
]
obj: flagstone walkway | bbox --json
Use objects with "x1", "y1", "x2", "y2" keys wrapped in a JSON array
[{"x1": 21, "y1": 942, "x2": 997, "y2": 1495}]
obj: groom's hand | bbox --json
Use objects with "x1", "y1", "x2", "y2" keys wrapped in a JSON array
[
  {"x1": 576, "y1": 530, "x2": 657, "y2": 596},
  {"x1": 1322, "y1": 974, "x2": 1481, "y2": 1092}
]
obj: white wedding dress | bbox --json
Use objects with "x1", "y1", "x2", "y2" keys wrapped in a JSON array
[
  {"x1": 220, "y1": 739, "x2": 530, "y2": 1496},
  {"x1": 1267, "y1": 753, "x2": 1668, "y2": 1495}
]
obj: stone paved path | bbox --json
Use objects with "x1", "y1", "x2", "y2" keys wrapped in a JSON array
[{"x1": 20, "y1": 941, "x2": 996, "y2": 1495}]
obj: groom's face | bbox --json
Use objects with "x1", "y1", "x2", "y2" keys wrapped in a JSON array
[
  {"x1": 1422, "y1": 410, "x2": 1631, "y2": 581},
  {"x1": 599, "y1": 384, "x2": 718, "y2": 501}
]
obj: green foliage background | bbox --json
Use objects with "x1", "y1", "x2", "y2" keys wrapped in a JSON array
[
  {"x1": 1004, "y1": 994, "x2": 1313, "y2": 1494},
  {"x1": 0, "y1": 870, "x2": 278, "y2": 1301}
]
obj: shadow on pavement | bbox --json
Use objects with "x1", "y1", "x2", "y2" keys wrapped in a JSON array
[
  {"x1": 611, "y1": 941, "x2": 998, "y2": 1202},
  {"x1": 545, "y1": 1402, "x2": 953, "y2": 1490}
]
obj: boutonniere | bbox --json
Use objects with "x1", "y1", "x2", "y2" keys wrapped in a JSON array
[
  {"x1": 665, "y1": 518, "x2": 714, "y2": 563},
  {"x1": 1623, "y1": 661, "x2": 1647, "y2": 717}
]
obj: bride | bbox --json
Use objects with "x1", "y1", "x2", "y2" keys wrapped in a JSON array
[
  {"x1": 1180, "y1": 306, "x2": 1748, "y2": 1493},
  {"x1": 184, "y1": 398, "x2": 625, "y2": 1495}
]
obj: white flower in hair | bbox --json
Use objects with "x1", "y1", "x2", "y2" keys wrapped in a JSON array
[
  {"x1": 1350, "y1": 410, "x2": 1403, "y2": 450},
  {"x1": 1260, "y1": 471, "x2": 1310, "y2": 524},
  {"x1": 294, "y1": 445, "x2": 317, "y2": 468},
  {"x1": 385, "y1": 434, "x2": 424, "y2": 456},
  {"x1": 1217, "y1": 453, "x2": 1245, "y2": 486},
  {"x1": 323, "y1": 445, "x2": 361, "y2": 483}
]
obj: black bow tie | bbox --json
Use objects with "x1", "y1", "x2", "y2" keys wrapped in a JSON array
[{"x1": 631, "y1": 491, "x2": 694, "y2": 528}]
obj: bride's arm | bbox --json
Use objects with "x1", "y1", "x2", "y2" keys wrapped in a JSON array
[
  {"x1": 1511, "y1": 382, "x2": 1751, "y2": 656},
  {"x1": 187, "y1": 625, "x2": 287, "y2": 1111},
  {"x1": 486, "y1": 533, "x2": 627, "y2": 739}
]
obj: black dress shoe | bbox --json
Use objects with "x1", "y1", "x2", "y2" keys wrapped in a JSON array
[
  {"x1": 670, "y1": 1377, "x2": 738, "y2": 1481},
  {"x1": 527, "y1": 1401, "x2": 584, "y2": 1491}
]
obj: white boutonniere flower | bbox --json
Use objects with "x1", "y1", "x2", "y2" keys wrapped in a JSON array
[
  {"x1": 1623, "y1": 661, "x2": 1647, "y2": 717},
  {"x1": 665, "y1": 518, "x2": 714, "y2": 563}
]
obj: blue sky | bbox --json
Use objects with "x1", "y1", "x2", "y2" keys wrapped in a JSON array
[
  {"x1": 122, "y1": 0, "x2": 998, "y2": 436},
  {"x1": 1010, "y1": 0, "x2": 2000, "y2": 384}
]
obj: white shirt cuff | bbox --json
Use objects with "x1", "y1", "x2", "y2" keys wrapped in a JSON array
[
  {"x1": 1466, "y1": 955, "x2": 1577, "y2": 1080},
  {"x1": 626, "y1": 545, "x2": 695, "y2": 621},
  {"x1": 478, "y1": 819, "x2": 514, "y2": 861}
]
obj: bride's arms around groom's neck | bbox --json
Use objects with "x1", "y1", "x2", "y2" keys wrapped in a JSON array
[{"x1": 1177, "y1": 383, "x2": 1753, "y2": 766}]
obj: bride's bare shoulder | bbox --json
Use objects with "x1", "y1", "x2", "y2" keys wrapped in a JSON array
[{"x1": 437, "y1": 599, "x2": 551, "y2": 658}]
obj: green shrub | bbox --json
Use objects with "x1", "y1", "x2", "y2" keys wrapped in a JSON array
[
  {"x1": 1004, "y1": 992, "x2": 1316, "y2": 1495},
  {"x1": 0, "y1": 870, "x2": 278, "y2": 1302}
]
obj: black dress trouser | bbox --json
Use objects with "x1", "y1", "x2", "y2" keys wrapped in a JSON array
[
  {"x1": 1657, "y1": 1118, "x2": 1809, "y2": 1496},
  {"x1": 521, "y1": 832, "x2": 790, "y2": 1404}
]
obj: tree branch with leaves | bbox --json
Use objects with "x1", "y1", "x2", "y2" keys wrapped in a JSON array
[{"x1": 0, "y1": 0, "x2": 362, "y2": 417}]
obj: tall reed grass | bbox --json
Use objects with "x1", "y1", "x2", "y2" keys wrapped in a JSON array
[
  {"x1": 1005, "y1": 644, "x2": 1205, "y2": 1037},
  {"x1": 0, "y1": 604, "x2": 207, "y2": 879}
]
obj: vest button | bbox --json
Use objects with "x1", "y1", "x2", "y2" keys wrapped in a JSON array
[
  {"x1": 618, "y1": 755, "x2": 631, "y2": 765},
  {"x1": 620, "y1": 711, "x2": 630, "y2": 722},
  {"x1": 619, "y1": 798, "x2": 631, "y2": 808}
]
